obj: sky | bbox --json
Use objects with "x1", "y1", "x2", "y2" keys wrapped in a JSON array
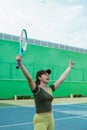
[{"x1": 0, "y1": 0, "x2": 87, "y2": 49}]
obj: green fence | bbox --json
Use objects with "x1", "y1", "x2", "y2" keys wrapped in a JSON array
[{"x1": 0, "y1": 39, "x2": 87, "y2": 99}]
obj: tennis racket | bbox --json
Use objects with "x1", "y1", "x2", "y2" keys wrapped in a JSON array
[{"x1": 16, "y1": 29, "x2": 28, "y2": 69}]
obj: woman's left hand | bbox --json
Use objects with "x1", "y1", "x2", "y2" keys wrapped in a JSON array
[{"x1": 69, "y1": 60, "x2": 74, "y2": 68}]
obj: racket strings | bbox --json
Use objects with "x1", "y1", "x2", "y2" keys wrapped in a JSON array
[{"x1": 20, "y1": 33, "x2": 27, "y2": 51}]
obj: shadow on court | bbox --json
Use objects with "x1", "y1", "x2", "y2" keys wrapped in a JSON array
[{"x1": 0, "y1": 103, "x2": 87, "y2": 130}]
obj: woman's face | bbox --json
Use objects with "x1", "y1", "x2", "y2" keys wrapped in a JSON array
[{"x1": 38, "y1": 72, "x2": 50, "y2": 84}]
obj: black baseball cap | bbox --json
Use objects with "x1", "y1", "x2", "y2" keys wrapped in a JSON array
[{"x1": 36, "y1": 69, "x2": 51, "y2": 79}]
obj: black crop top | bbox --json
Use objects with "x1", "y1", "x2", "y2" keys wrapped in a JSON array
[{"x1": 32, "y1": 85, "x2": 55, "y2": 113}]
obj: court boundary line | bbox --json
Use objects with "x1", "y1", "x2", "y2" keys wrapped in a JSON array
[
  {"x1": 55, "y1": 115, "x2": 87, "y2": 121},
  {"x1": 0, "y1": 106, "x2": 25, "y2": 109},
  {"x1": 0, "y1": 122, "x2": 33, "y2": 128}
]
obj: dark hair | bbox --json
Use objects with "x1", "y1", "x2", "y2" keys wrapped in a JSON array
[
  {"x1": 35, "y1": 79, "x2": 40, "y2": 86},
  {"x1": 35, "y1": 69, "x2": 51, "y2": 86}
]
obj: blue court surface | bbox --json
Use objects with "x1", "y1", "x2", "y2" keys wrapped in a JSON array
[{"x1": 0, "y1": 103, "x2": 87, "y2": 130}]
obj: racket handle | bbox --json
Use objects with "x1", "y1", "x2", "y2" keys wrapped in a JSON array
[{"x1": 16, "y1": 60, "x2": 21, "y2": 69}]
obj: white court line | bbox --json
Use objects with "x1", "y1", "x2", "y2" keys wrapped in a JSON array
[
  {"x1": 0, "y1": 105, "x2": 34, "y2": 109},
  {"x1": 77, "y1": 117, "x2": 87, "y2": 120},
  {"x1": 55, "y1": 115, "x2": 87, "y2": 121},
  {"x1": 0, "y1": 122, "x2": 33, "y2": 128},
  {"x1": 0, "y1": 106, "x2": 21, "y2": 109},
  {"x1": 53, "y1": 109, "x2": 87, "y2": 115},
  {"x1": 55, "y1": 116, "x2": 80, "y2": 121}
]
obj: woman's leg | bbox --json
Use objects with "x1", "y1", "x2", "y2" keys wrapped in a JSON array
[
  {"x1": 47, "y1": 113, "x2": 55, "y2": 130},
  {"x1": 33, "y1": 114, "x2": 48, "y2": 130},
  {"x1": 34, "y1": 122, "x2": 47, "y2": 130},
  {"x1": 47, "y1": 119, "x2": 55, "y2": 130}
]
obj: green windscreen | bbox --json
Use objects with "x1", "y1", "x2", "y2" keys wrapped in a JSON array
[{"x1": 0, "y1": 39, "x2": 87, "y2": 99}]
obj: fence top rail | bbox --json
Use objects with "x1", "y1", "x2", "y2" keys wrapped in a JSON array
[{"x1": 0, "y1": 32, "x2": 87, "y2": 53}]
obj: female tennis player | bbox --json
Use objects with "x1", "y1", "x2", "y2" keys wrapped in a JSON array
[{"x1": 16, "y1": 55, "x2": 74, "y2": 130}]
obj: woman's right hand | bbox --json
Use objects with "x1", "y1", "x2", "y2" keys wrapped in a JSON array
[{"x1": 16, "y1": 55, "x2": 22, "y2": 66}]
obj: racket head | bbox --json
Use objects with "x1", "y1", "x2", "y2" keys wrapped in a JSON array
[
  {"x1": 20, "y1": 29, "x2": 28, "y2": 55},
  {"x1": 16, "y1": 29, "x2": 28, "y2": 69}
]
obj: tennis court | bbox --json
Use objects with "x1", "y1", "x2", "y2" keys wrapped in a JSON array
[{"x1": 0, "y1": 98, "x2": 87, "y2": 130}]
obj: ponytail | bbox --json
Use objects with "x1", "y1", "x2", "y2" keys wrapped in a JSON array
[{"x1": 35, "y1": 79, "x2": 40, "y2": 86}]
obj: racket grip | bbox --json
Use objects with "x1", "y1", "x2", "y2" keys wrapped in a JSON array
[{"x1": 16, "y1": 60, "x2": 21, "y2": 69}]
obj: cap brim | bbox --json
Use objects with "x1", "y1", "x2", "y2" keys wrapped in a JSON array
[{"x1": 46, "y1": 69, "x2": 51, "y2": 74}]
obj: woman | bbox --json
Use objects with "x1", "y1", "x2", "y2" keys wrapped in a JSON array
[{"x1": 16, "y1": 55, "x2": 74, "y2": 130}]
